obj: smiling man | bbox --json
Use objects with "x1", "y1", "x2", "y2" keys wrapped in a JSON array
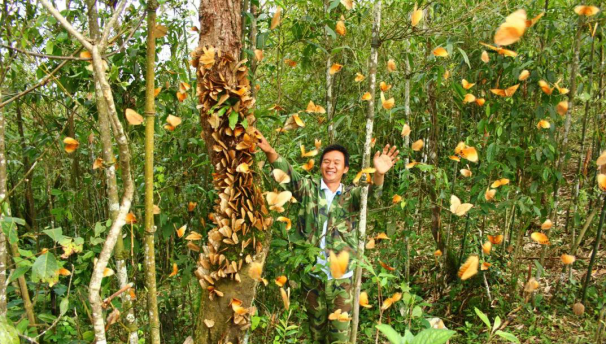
[{"x1": 256, "y1": 130, "x2": 399, "y2": 344}]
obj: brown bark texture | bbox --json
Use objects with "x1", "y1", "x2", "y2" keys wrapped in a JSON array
[{"x1": 193, "y1": 1, "x2": 272, "y2": 343}]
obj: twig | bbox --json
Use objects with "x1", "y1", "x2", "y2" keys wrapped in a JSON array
[
  {"x1": 0, "y1": 55, "x2": 74, "y2": 109},
  {"x1": 0, "y1": 44, "x2": 90, "y2": 61},
  {"x1": 100, "y1": 0, "x2": 129, "y2": 50},
  {"x1": 18, "y1": 333, "x2": 40, "y2": 344},
  {"x1": 102, "y1": 282, "x2": 133, "y2": 308},
  {"x1": 483, "y1": 273, "x2": 492, "y2": 302}
]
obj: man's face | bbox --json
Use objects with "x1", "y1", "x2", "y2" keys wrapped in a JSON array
[{"x1": 321, "y1": 150, "x2": 349, "y2": 184}]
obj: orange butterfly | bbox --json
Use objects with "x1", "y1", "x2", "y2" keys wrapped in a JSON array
[{"x1": 490, "y1": 84, "x2": 519, "y2": 97}]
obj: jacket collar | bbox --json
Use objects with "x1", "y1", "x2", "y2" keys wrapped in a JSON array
[{"x1": 320, "y1": 178, "x2": 343, "y2": 194}]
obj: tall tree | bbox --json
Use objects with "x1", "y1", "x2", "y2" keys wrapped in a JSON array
[
  {"x1": 85, "y1": 1, "x2": 139, "y2": 342},
  {"x1": 193, "y1": 0, "x2": 270, "y2": 343},
  {"x1": 351, "y1": 2, "x2": 381, "y2": 342},
  {"x1": 0, "y1": 88, "x2": 7, "y2": 318},
  {"x1": 143, "y1": 0, "x2": 161, "y2": 343},
  {"x1": 39, "y1": 1, "x2": 135, "y2": 342}
]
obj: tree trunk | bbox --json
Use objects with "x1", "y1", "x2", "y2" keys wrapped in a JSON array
[
  {"x1": 16, "y1": 103, "x2": 36, "y2": 232},
  {"x1": 324, "y1": 0, "x2": 335, "y2": 143},
  {"x1": 87, "y1": 1, "x2": 139, "y2": 343},
  {"x1": 193, "y1": 1, "x2": 271, "y2": 343},
  {"x1": 0, "y1": 88, "x2": 8, "y2": 316},
  {"x1": 143, "y1": 1, "x2": 161, "y2": 343},
  {"x1": 351, "y1": 2, "x2": 381, "y2": 342},
  {"x1": 39, "y1": 0, "x2": 134, "y2": 342}
]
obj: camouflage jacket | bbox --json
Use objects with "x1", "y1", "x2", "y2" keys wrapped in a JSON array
[{"x1": 271, "y1": 156, "x2": 383, "y2": 254}]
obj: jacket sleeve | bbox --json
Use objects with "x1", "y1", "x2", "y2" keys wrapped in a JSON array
[
  {"x1": 270, "y1": 155, "x2": 313, "y2": 201},
  {"x1": 350, "y1": 181, "x2": 383, "y2": 210}
]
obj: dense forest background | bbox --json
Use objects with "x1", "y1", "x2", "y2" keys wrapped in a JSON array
[{"x1": 0, "y1": 0, "x2": 605, "y2": 343}]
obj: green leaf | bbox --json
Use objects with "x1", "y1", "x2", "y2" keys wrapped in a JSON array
[
  {"x1": 251, "y1": 315, "x2": 261, "y2": 331},
  {"x1": 228, "y1": 111, "x2": 239, "y2": 130},
  {"x1": 217, "y1": 105, "x2": 229, "y2": 117},
  {"x1": 376, "y1": 324, "x2": 403, "y2": 344},
  {"x1": 402, "y1": 330, "x2": 415, "y2": 344},
  {"x1": 1, "y1": 217, "x2": 25, "y2": 226},
  {"x1": 495, "y1": 330, "x2": 520, "y2": 343},
  {"x1": 328, "y1": 0, "x2": 340, "y2": 11},
  {"x1": 457, "y1": 48, "x2": 470, "y2": 68},
  {"x1": 43, "y1": 227, "x2": 65, "y2": 243},
  {"x1": 45, "y1": 41, "x2": 54, "y2": 55},
  {"x1": 60, "y1": 298, "x2": 69, "y2": 315},
  {"x1": 94, "y1": 221, "x2": 107, "y2": 237},
  {"x1": 474, "y1": 307, "x2": 491, "y2": 329},
  {"x1": 412, "y1": 305, "x2": 423, "y2": 318},
  {"x1": 324, "y1": 25, "x2": 336, "y2": 40},
  {"x1": 31, "y1": 252, "x2": 59, "y2": 286},
  {"x1": 8, "y1": 266, "x2": 30, "y2": 283},
  {"x1": 411, "y1": 329, "x2": 456, "y2": 344},
  {"x1": 492, "y1": 315, "x2": 502, "y2": 334}
]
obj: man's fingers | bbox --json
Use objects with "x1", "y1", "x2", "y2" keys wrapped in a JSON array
[
  {"x1": 374, "y1": 150, "x2": 381, "y2": 159},
  {"x1": 382, "y1": 144, "x2": 390, "y2": 155},
  {"x1": 388, "y1": 145, "x2": 397, "y2": 156},
  {"x1": 391, "y1": 150, "x2": 400, "y2": 159}
]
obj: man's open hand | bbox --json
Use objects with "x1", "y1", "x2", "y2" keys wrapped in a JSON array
[{"x1": 373, "y1": 144, "x2": 400, "y2": 175}]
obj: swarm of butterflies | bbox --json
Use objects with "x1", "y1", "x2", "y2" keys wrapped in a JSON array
[{"x1": 254, "y1": 4, "x2": 604, "y2": 314}]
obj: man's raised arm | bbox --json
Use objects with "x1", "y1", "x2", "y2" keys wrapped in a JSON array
[
  {"x1": 256, "y1": 129, "x2": 279, "y2": 163},
  {"x1": 372, "y1": 144, "x2": 400, "y2": 187},
  {"x1": 255, "y1": 129, "x2": 311, "y2": 199}
]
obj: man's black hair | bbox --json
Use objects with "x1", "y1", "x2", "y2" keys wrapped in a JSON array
[{"x1": 320, "y1": 144, "x2": 350, "y2": 167}]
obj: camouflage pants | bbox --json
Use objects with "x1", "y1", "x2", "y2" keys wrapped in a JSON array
[{"x1": 303, "y1": 277, "x2": 353, "y2": 344}]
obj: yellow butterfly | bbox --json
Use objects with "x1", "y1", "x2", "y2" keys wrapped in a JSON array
[{"x1": 450, "y1": 195, "x2": 473, "y2": 216}]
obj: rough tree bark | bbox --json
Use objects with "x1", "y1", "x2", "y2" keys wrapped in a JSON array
[
  {"x1": 351, "y1": 2, "x2": 381, "y2": 342},
  {"x1": 142, "y1": 0, "x2": 161, "y2": 343},
  {"x1": 192, "y1": 1, "x2": 271, "y2": 343}
]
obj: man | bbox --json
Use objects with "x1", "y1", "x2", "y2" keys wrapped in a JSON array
[{"x1": 256, "y1": 130, "x2": 399, "y2": 343}]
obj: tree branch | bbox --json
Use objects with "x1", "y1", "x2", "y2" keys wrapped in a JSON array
[
  {"x1": 0, "y1": 44, "x2": 90, "y2": 61},
  {"x1": 0, "y1": 53, "x2": 76, "y2": 109},
  {"x1": 100, "y1": 0, "x2": 128, "y2": 50},
  {"x1": 38, "y1": 0, "x2": 94, "y2": 51}
]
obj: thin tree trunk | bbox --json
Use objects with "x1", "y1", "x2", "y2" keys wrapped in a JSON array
[
  {"x1": 143, "y1": 1, "x2": 161, "y2": 343},
  {"x1": 193, "y1": 1, "x2": 271, "y2": 343},
  {"x1": 581, "y1": 196, "x2": 606, "y2": 304},
  {"x1": 324, "y1": 0, "x2": 335, "y2": 143},
  {"x1": 0, "y1": 88, "x2": 8, "y2": 316},
  {"x1": 16, "y1": 104, "x2": 36, "y2": 232},
  {"x1": 404, "y1": 47, "x2": 411, "y2": 154},
  {"x1": 351, "y1": 2, "x2": 381, "y2": 342},
  {"x1": 9, "y1": 243, "x2": 36, "y2": 328},
  {"x1": 40, "y1": 1, "x2": 134, "y2": 342},
  {"x1": 562, "y1": 21, "x2": 582, "y2": 148},
  {"x1": 87, "y1": 1, "x2": 139, "y2": 343}
]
